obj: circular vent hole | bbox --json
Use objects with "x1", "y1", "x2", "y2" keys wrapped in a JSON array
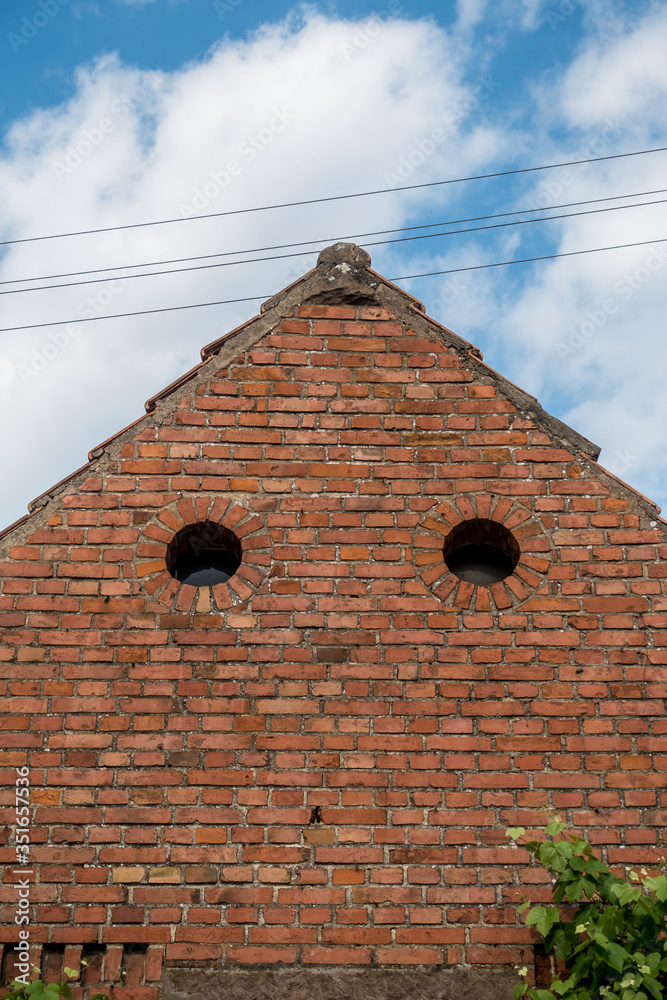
[
  {"x1": 166, "y1": 521, "x2": 242, "y2": 587},
  {"x1": 443, "y1": 518, "x2": 520, "y2": 585}
]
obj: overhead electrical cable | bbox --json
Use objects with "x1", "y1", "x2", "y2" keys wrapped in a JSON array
[
  {"x1": 2, "y1": 195, "x2": 666, "y2": 297},
  {"x1": 395, "y1": 237, "x2": 667, "y2": 279},
  {"x1": 2, "y1": 185, "x2": 665, "y2": 288},
  {"x1": 1, "y1": 235, "x2": 664, "y2": 334},
  {"x1": 1, "y1": 144, "x2": 666, "y2": 248}
]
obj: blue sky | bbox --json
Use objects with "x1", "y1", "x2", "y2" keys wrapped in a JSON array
[
  {"x1": 0, "y1": 0, "x2": 666, "y2": 529},
  {"x1": 0, "y1": 1, "x2": 586, "y2": 127}
]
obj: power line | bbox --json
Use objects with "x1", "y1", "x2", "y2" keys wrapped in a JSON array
[
  {"x1": 1, "y1": 145, "x2": 666, "y2": 249},
  {"x1": 3, "y1": 185, "x2": 665, "y2": 288},
  {"x1": 0, "y1": 235, "x2": 664, "y2": 335},
  {"x1": 0, "y1": 294, "x2": 267, "y2": 333},
  {"x1": 395, "y1": 236, "x2": 667, "y2": 280},
  {"x1": 3, "y1": 194, "x2": 666, "y2": 298}
]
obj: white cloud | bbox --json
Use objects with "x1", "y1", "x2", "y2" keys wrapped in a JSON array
[
  {"x1": 559, "y1": 4, "x2": 667, "y2": 127},
  {"x1": 0, "y1": 10, "x2": 504, "y2": 530},
  {"x1": 485, "y1": 4, "x2": 667, "y2": 511},
  {"x1": 456, "y1": 0, "x2": 489, "y2": 31}
]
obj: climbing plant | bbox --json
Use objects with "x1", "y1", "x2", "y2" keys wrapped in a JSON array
[
  {"x1": 2, "y1": 965, "x2": 107, "y2": 1000},
  {"x1": 506, "y1": 817, "x2": 667, "y2": 1000}
]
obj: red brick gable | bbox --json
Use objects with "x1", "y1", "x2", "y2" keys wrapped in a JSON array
[{"x1": 1, "y1": 244, "x2": 666, "y2": 996}]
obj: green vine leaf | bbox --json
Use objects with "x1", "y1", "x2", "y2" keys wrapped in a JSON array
[
  {"x1": 515, "y1": 821, "x2": 667, "y2": 1000},
  {"x1": 545, "y1": 817, "x2": 566, "y2": 836},
  {"x1": 1, "y1": 974, "x2": 109, "y2": 1000},
  {"x1": 643, "y1": 877, "x2": 667, "y2": 902}
]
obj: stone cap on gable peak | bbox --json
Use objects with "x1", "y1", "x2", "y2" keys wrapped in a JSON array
[
  {"x1": 316, "y1": 242, "x2": 372, "y2": 267},
  {"x1": 315, "y1": 242, "x2": 429, "y2": 312},
  {"x1": 257, "y1": 241, "x2": 426, "y2": 316}
]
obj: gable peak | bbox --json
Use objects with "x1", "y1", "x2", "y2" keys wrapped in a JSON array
[{"x1": 316, "y1": 242, "x2": 372, "y2": 268}]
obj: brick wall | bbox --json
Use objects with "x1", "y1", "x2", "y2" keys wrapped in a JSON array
[{"x1": 1, "y1": 246, "x2": 666, "y2": 992}]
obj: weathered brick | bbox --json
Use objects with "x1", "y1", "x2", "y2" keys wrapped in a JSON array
[{"x1": 0, "y1": 242, "x2": 665, "y2": 977}]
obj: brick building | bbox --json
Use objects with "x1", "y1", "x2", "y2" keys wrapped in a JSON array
[{"x1": 1, "y1": 243, "x2": 666, "y2": 1000}]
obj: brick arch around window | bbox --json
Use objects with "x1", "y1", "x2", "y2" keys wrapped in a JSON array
[
  {"x1": 135, "y1": 497, "x2": 273, "y2": 613},
  {"x1": 414, "y1": 496, "x2": 554, "y2": 612}
]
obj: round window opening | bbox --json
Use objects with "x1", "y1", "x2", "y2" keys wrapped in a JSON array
[
  {"x1": 443, "y1": 518, "x2": 520, "y2": 586},
  {"x1": 166, "y1": 521, "x2": 242, "y2": 587}
]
